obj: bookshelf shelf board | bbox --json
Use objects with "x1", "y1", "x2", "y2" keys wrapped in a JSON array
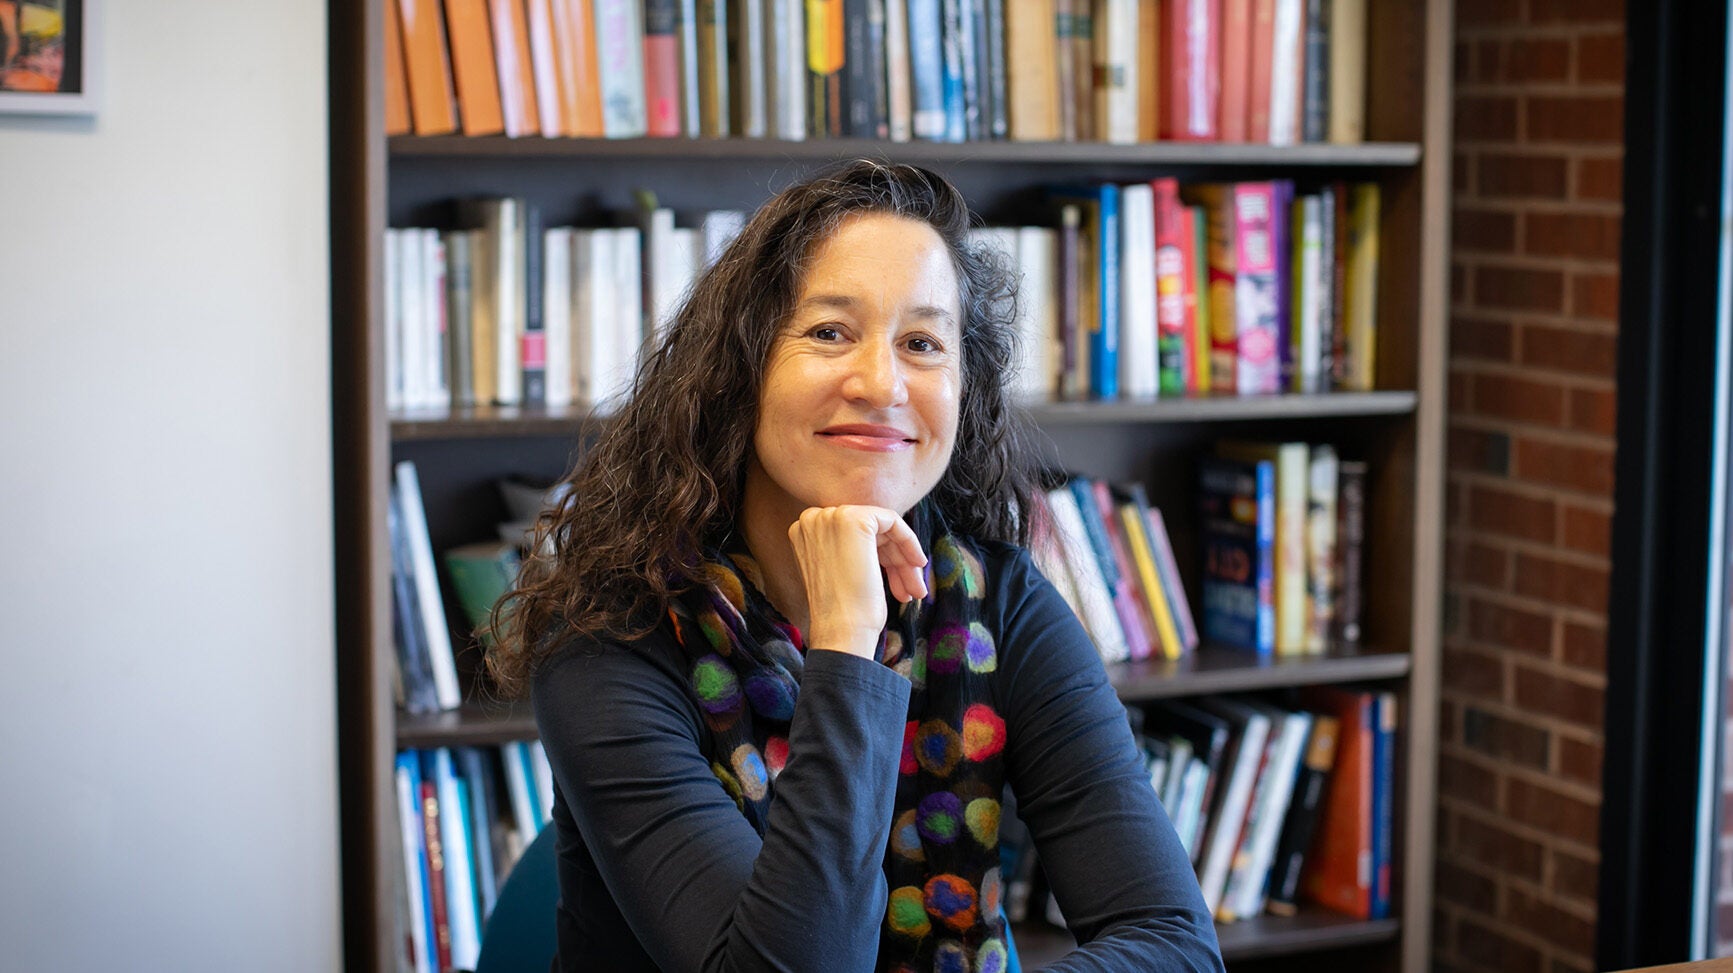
[
  {"x1": 1109, "y1": 644, "x2": 1412, "y2": 701},
  {"x1": 396, "y1": 701, "x2": 538, "y2": 749},
  {"x1": 389, "y1": 135, "x2": 1423, "y2": 169},
  {"x1": 1013, "y1": 913, "x2": 1401, "y2": 965},
  {"x1": 390, "y1": 391, "x2": 1417, "y2": 440},
  {"x1": 391, "y1": 403, "x2": 601, "y2": 441},
  {"x1": 1024, "y1": 391, "x2": 1418, "y2": 425}
]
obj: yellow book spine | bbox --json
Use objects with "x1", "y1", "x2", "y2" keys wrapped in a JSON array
[{"x1": 1121, "y1": 505, "x2": 1183, "y2": 661}]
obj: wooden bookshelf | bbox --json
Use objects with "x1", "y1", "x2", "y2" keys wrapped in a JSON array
[
  {"x1": 1014, "y1": 911, "x2": 1402, "y2": 965},
  {"x1": 331, "y1": 1, "x2": 1452, "y2": 970}
]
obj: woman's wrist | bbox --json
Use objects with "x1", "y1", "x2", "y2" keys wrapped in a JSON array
[{"x1": 805, "y1": 624, "x2": 881, "y2": 659}]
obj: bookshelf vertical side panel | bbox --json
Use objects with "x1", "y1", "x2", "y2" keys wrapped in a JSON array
[
  {"x1": 332, "y1": 0, "x2": 395, "y2": 970},
  {"x1": 1400, "y1": 1, "x2": 1454, "y2": 972}
]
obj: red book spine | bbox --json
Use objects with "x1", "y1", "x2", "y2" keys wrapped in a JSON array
[
  {"x1": 1217, "y1": 0, "x2": 1251, "y2": 141},
  {"x1": 1161, "y1": 0, "x2": 1220, "y2": 140},
  {"x1": 420, "y1": 780, "x2": 454, "y2": 972},
  {"x1": 1153, "y1": 177, "x2": 1191, "y2": 396},
  {"x1": 642, "y1": 0, "x2": 682, "y2": 136},
  {"x1": 1247, "y1": 0, "x2": 1274, "y2": 141}
]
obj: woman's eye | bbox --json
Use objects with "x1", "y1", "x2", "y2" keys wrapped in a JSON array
[
  {"x1": 906, "y1": 336, "x2": 939, "y2": 354},
  {"x1": 811, "y1": 326, "x2": 842, "y2": 341}
]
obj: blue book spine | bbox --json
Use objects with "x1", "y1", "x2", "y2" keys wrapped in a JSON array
[
  {"x1": 1370, "y1": 692, "x2": 1396, "y2": 919},
  {"x1": 517, "y1": 741, "x2": 545, "y2": 827},
  {"x1": 397, "y1": 750, "x2": 437, "y2": 966},
  {"x1": 1065, "y1": 477, "x2": 1121, "y2": 589},
  {"x1": 939, "y1": 0, "x2": 967, "y2": 141},
  {"x1": 907, "y1": 0, "x2": 946, "y2": 139},
  {"x1": 1096, "y1": 183, "x2": 1122, "y2": 400},
  {"x1": 1253, "y1": 458, "x2": 1276, "y2": 654},
  {"x1": 456, "y1": 746, "x2": 501, "y2": 921}
]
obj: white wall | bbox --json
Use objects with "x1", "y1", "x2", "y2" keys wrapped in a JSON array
[{"x1": 0, "y1": 2, "x2": 339, "y2": 970}]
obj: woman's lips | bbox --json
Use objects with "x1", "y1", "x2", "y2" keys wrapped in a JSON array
[{"x1": 818, "y1": 424, "x2": 916, "y2": 452}]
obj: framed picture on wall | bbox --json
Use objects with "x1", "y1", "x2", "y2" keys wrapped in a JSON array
[{"x1": 0, "y1": 0, "x2": 98, "y2": 115}]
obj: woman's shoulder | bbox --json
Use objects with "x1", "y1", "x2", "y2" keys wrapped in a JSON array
[{"x1": 531, "y1": 620, "x2": 688, "y2": 700}]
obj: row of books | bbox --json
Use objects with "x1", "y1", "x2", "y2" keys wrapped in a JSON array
[
  {"x1": 391, "y1": 460, "x2": 549, "y2": 713},
  {"x1": 387, "y1": 0, "x2": 1371, "y2": 146},
  {"x1": 385, "y1": 175, "x2": 1379, "y2": 414},
  {"x1": 385, "y1": 197, "x2": 744, "y2": 413},
  {"x1": 1012, "y1": 178, "x2": 1380, "y2": 404},
  {"x1": 394, "y1": 743, "x2": 554, "y2": 973},
  {"x1": 1035, "y1": 475, "x2": 1200, "y2": 665},
  {"x1": 1199, "y1": 440, "x2": 1365, "y2": 656}
]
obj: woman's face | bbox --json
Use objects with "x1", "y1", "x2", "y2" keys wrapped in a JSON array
[{"x1": 745, "y1": 213, "x2": 964, "y2": 519}]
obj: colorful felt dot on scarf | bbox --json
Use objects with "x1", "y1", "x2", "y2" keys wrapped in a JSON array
[
  {"x1": 909, "y1": 638, "x2": 928, "y2": 688},
  {"x1": 923, "y1": 874, "x2": 979, "y2": 932},
  {"x1": 698, "y1": 609, "x2": 731, "y2": 654},
  {"x1": 901, "y1": 721, "x2": 920, "y2": 775},
  {"x1": 886, "y1": 886, "x2": 931, "y2": 939},
  {"x1": 933, "y1": 535, "x2": 985, "y2": 599},
  {"x1": 933, "y1": 941, "x2": 969, "y2": 973},
  {"x1": 964, "y1": 797, "x2": 1001, "y2": 846},
  {"x1": 975, "y1": 936, "x2": 1008, "y2": 973},
  {"x1": 762, "y1": 638, "x2": 804, "y2": 675},
  {"x1": 763, "y1": 736, "x2": 788, "y2": 779},
  {"x1": 692, "y1": 655, "x2": 744, "y2": 732},
  {"x1": 914, "y1": 719, "x2": 962, "y2": 777},
  {"x1": 965, "y1": 622, "x2": 997, "y2": 673},
  {"x1": 710, "y1": 761, "x2": 743, "y2": 810},
  {"x1": 961, "y1": 703, "x2": 1006, "y2": 762},
  {"x1": 743, "y1": 671, "x2": 796, "y2": 721},
  {"x1": 890, "y1": 809, "x2": 925, "y2": 862},
  {"x1": 979, "y1": 866, "x2": 1003, "y2": 918},
  {"x1": 705, "y1": 562, "x2": 746, "y2": 611},
  {"x1": 928, "y1": 623, "x2": 967, "y2": 675},
  {"x1": 917, "y1": 791, "x2": 964, "y2": 844},
  {"x1": 730, "y1": 744, "x2": 768, "y2": 802}
]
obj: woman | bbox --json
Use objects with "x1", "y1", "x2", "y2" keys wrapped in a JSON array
[{"x1": 489, "y1": 161, "x2": 1222, "y2": 972}]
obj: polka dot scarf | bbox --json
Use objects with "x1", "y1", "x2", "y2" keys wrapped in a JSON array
[{"x1": 672, "y1": 505, "x2": 1011, "y2": 973}]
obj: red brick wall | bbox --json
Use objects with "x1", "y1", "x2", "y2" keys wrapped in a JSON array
[{"x1": 1439, "y1": 2, "x2": 1624, "y2": 971}]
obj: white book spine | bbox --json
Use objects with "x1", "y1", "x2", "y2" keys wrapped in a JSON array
[
  {"x1": 400, "y1": 228, "x2": 426, "y2": 410},
  {"x1": 499, "y1": 742, "x2": 540, "y2": 845},
  {"x1": 1176, "y1": 757, "x2": 1210, "y2": 860},
  {"x1": 542, "y1": 228, "x2": 574, "y2": 407},
  {"x1": 1197, "y1": 713, "x2": 1271, "y2": 914},
  {"x1": 700, "y1": 209, "x2": 747, "y2": 266},
  {"x1": 385, "y1": 230, "x2": 404, "y2": 412},
  {"x1": 768, "y1": 0, "x2": 806, "y2": 139},
  {"x1": 884, "y1": 0, "x2": 912, "y2": 141},
  {"x1": 424, "y1": 229, "x2": 450, "y2": 409},
  {"x1": 493, "y1": 0, "x2": 531, "y2": 136},
  {"x1": 595, "y1": 0, "x2": 650, "y2": 137},
  {"x1": 434, "y1": 749, "x2": 482, "y2": 969},
  {"x1": 679, "y1": 0, "x2": 702, "y2": 135},
  {"x1": 610, "y1": 227, "x2": 645, "y2": 407},
  {"x1": 494, "y1": 199, "x2": 525, "y2": 405},
  {"x1": 529, "y1": 740, "x2": 557, "y2": 822},
  {"x1": 1045, "y1": 487, "x2": 1130, "y2": 663},
  {"x1": 1231, "y1": 710, "x2": 1313, "y2": 919},
  {"x1": 1097, "y1": 0, "x2": 1139, "y2": 145},
  {"x1": 572, "y1": 229, "x2": 606, "y2": 407},
  {"x1": 393, "y1": 762, "x2": 434, "y2": 973},
  {"x1": 1016, "y1": 226, "x2": 1057, "y2": 402},
  {"x1": 1118, "y1": 183, "x2": 1160, "y2": 399},
  {"x1": 526, "y1": 0, "x2": 565, "y2": 137},
  {"x1": 1268, "y1": 0, "x2": 1303, "y2": 146},
  {"x1": 394, "y1": 461, "x2": 463, "y2": 710},
  {"x1": 1297, "y1": 195, "x2": 1324, "y2": 393}
]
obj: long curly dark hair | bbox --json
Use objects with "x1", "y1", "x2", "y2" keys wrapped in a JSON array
[{"x1": 486, "y1": 160, "x2": 1043, "y2": 696}]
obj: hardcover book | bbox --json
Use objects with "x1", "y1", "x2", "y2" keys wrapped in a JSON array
[{"x1": 1198, "y1": 455, "x2": 1275, "y2": 654}]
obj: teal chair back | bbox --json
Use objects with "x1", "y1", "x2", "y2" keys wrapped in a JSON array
[{"x1": 474, "y1": 825, "x2": 559, "y2": 973}]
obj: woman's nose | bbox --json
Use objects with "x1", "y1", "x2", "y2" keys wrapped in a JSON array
[{"x1": 844, "y1": 337, "x2": 908, "y2": 408}]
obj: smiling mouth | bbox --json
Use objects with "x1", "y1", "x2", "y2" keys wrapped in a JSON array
[{"x1": 817, "y1": 425, "x2": 917, "y2": 452}]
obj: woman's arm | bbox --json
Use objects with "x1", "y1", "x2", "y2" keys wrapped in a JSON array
[
  {"x1": 993, "y1": 548, "x2": 1226, "y2": 972},
  {"x1": 534, "y1": 638, "x2": 910, "y2": 973}
]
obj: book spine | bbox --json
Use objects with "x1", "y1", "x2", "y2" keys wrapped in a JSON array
[
  {"x1": 1118, "y1": 502, "x2": 1180, "y2": 660},
  {"x1": 1232, "y1": 182, "x2": 1281, "y2": 395},
  {"x1": 1270, "y1": 179, "x2": 1295, "y2": 394},
  {"x1": 1255, "y1": 458, "x2": 1277, "y2": 655},
  {"x1": 1004, "y1": 0, "x2": 1058, "y2": 140},
  {"x1": 807, "y1": 0, "x2": 845, "y2": 137},
  {"x1": 400, "y1": 0, "x2": 461, "y2": 135},
  {"x1": 958, "y1": 0, "x2": 984, "y2": 140},
  {"x1": 1264, "y1": 714, "x2": 1340, "y2": 915},
  {"x1": 385, "y1": 0, "x2": 415, "y2": 136},
  {"x1": 1305, "y1": 444, "x2": 1339, "y2": 652},
  {"x1": 1296, "y1": 194, "x2": 1324, "y2": 393},
  {"x1": 444, "y1": 230, "x2": 476, "y2": 407},
  {"x1": 1153, "y1": 178, "x2": 1189, "y2": 396},
  {"x1": 843, "y1": 0, "x2": 883, "y2": 137},
  {"x1": 1077, "y1": 478, "x2": 1153, "y2": 661},
  {"x1": 1317, "y1": 184, "x2": 1338, "y2": 389},
  {"x1": 394, "y1": 462, "x2": 463, "y2": 709},
  {"x1": 1334, "y1": 459, "x2": 1366, "y2": 645},
  {"x1": 1246, "y1": 0, "x2": 1272, "y2": 141},
  {"x1": 1015, "y1": 226, "x2": 1059, "y2": 401},
  {"x1": 883, "y1": 0, "x2": 912, "y2": 140},
  {"x1": 1216, "y1": 0, "x2": 1250, "y2": 141},
  {"x1": 1198, "y1": 458, "x2": 1266, "y2": 653},
  {"x1": 767, "y1": 0, "x2": 808, "y2": 139},
  {"x1": 982, "y1": 0, "x2": 1007, "y2": 139},
  {"x1": 1300, "y1": 0, "x2": 1328, "y2": 142},
  {"x1": 1371, "y1": 693, "x2": 1397, "y2": 920},
  {"x1": 1328, "y1": 0, "x2": 1365, "y2": 143},
  {"x1": 418, "y1": 775, "x2": 454, "y2": 973},
  {"x1": 1267, "y1": 0, "x2": 1302, "y2": 146},
  {"x1": 1186, "y1": 185, "x2": 1237, "y2": 393},
  {"x1": 644, "y1": 0, "x2": 684, "y2": 135},
  {"x1": 595, "y1": 0, "x2": 650, "y2": 136},
  {"x1": 1145, "y1": 504, "x2": 1198, "y2": 653},
  {"x1": 1045, "y1": 487, "x2": 1130, "y2": 663},
  {"x1": 454, "y1": 746, "x2": 502, "y2": 919},
  {"x1": 699, "y1": 0, "x2": 732, "y2": 136},
  {"x1": 1094, "y1": 0, "x2": 1137, "y2": 145},
  {"x1": 679, "y1": 0, "x2": 702, "y2": 134},
  {"x1": 1344, "y1": 182, "x2": 1381, "y2": 391},
  {"x1": 444, "y1": 0, "x2": 507, "y2": 136},
  {"x1": 542, "y1": 227, "x2": 573, "y2": 408},
  {"x1": 521, "y1": 204, "x2": 546, "y2": 406},
  {"x1": 732, "y1": 0, "x2": 770, "y2": 136},
  {"x1": 1067, "y1": 0, "x2": 1093, "y2": 140},
  {"x1": 1095, "y1": 184, "x2": 1121, "y2": 399},
  {"x1": 1053, "y1": 0, "x2": 1078, "y2": 141},
  {"x1": 907, "y1": 0, "x2": 947, "y2": 139},
  {"x1": 394, "y1": 754, "x2": 435, "y2": 973},
  {"x1": 1136, "y1": 0, "x2": 1159, "y2": 143},
  {"x1": 434, "y1": 749, "x2": 482, "y2": 969},
  {"x1": 527, "y1": 0, "x2": 567, "y2": 136},
  {"x1": 1197, "y1": 710, "x2": 1271, "y2": 915},
  {"x1": 1189, "y1": 204, "x2": 1212, "y2": 393},
  {"x1": 1118, "y1": 182, "x2": 1159, "y2": 400},
  {"x1": 387, "y1": 490, "x2": 443, "y2": 715}
]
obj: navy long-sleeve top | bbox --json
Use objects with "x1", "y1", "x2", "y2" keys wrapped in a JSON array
[{"x1": 531, "y1": 542, "x2": 1224, "y2": 972}]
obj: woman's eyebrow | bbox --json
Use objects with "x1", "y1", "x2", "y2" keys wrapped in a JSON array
[{"x1": 797, "y1": 293, "x2": 958, "y2": 324}]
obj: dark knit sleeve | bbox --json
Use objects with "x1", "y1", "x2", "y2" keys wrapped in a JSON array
[
  {"x1": 533, "y1": 636, "x2": 911, "y2": 973},
  {"x1": 990, "y1": 547, "x2": 1226, "y2": 972}
]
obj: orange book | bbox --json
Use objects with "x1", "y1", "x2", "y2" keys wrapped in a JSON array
[
  {"x1": 490, "y1": 0, "x2": 543, "y2": 136},
  {"x1": 398, "y1": 0, "x2": 460, "y2": 135},
  {"x1": 445, "y1": 0, "x2": 507, "y2": 135},
  {"x1": 1217, "y1": 0, "x2": 1250, "y2": 142},
  {"x1": 1137, "y1": 0, "x2": 1160, "y2": 142},
  {"x1": 1297, "y1": 686, "x2": 1373, "y2": 919},
  {"x1": 384, "y1": 0, "x2": 414, "y2": 135},
  {"x1": 552, "y1": 0, "x2": 604, "y2": 137},
  {"x1": 1247, "y1": 0, "x2": 1274, "y2": 142}
]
